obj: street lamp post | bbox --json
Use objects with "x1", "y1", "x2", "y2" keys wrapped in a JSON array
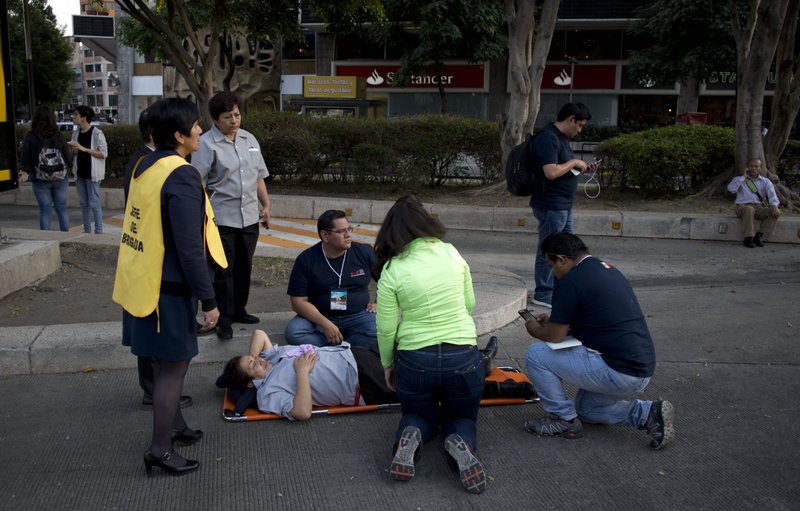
[
  {"x1": 22, "y1": 0, "x2": 36, "y2": 118},
  {"x1": 568, "y1": 57, "x2": 578, "y2": 102}
]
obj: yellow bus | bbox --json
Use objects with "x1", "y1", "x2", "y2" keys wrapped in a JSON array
[{"x1": 0, "y1": 0, "x2": 18, "y2": 192}]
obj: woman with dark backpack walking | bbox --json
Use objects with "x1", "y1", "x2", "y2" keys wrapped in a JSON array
[{"x1": 20, "y1": 106, "x2": 72, "y2": 231}]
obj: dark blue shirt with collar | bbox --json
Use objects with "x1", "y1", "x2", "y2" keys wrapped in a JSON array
[{"x1": 530, "y1": 122, "x2": 578, "y2": 211}]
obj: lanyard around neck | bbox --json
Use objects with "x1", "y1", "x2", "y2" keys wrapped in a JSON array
[{"x1": 322, "y1": 245, "x2": 347, "y2": 288}]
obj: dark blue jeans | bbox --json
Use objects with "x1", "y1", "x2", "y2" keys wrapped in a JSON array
[{"x1": 394, "y1": 345, "x2": 484, "y2": 452}]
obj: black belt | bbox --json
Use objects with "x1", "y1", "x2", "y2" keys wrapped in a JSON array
[{"x1": 418, "y1": 343, "x2": 474, "y2": 352}]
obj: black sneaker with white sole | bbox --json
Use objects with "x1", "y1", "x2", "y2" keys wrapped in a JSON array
[{"x1": 644, "y1": 400, "x2": 674, "y2": 450}]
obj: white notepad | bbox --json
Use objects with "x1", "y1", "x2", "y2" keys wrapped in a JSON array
[{"x1": 545, "y1": 336, "x2": 582, "y2": 350}]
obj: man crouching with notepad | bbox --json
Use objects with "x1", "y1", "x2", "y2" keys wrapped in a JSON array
[{"x1": 520, "y1": 231, "x2": 673, "y2": 450}]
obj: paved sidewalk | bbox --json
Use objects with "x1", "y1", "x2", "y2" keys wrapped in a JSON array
[
  {"x1": 0, "y1": 189, "x2": 798, "y2": 510},
  {"x1": 1, "y1": 187, "x2": 799, "y2": 375}
]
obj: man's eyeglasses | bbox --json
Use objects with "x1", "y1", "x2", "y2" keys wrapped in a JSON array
[{"x1": 327, "y1": 227, "x2": 353, "y2": 235}]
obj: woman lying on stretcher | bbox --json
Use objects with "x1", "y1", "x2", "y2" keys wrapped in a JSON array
[
  {"x1": 219, "y1": 329, "x2": 397, "y2": 420},
  {"x1": 218, "y1": 330, "x2": 504, "y2": 420}
]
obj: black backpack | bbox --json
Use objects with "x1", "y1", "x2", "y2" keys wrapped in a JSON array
[
  {"x1": 505, "y1": 133, "x2": 535, "y2": 196},
  {"x1": 35, "y1": 135, "x2": 67, "y2": 182}
]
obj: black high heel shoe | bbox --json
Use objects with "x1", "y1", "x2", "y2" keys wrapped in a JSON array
[
  {"x1": 143, "y1": 450, "x2": 199, "y2": 476},
  {"x1": 172, "y1": 428, "x2": 204, "y2": 446}
]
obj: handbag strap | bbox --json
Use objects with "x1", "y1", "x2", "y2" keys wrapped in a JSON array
[{"x1": 745, "y1": 177, "x2": 768, "y2": 206}]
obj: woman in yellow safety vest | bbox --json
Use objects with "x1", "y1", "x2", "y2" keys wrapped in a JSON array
[{"x1": 113, "y1": 98, "x2": 227, "y2": 477}]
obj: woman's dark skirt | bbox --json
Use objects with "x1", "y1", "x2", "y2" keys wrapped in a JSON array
[{"x1": 122, "y1": 293, "x2": 198, "y2": 361}]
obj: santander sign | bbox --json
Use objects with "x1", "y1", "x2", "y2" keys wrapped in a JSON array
[{"x1": 336, "y1": 63, "x2": 487, "y2": 90}]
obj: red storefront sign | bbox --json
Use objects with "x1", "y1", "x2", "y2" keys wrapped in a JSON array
[
  {"x1": 335, "y1": 63, "x2": 487, "y2": 90},
  {"x1": 541, "y1": 64, "x2": 616, "y2": 90}
]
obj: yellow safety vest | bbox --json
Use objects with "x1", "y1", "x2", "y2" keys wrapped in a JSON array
[{"x1": 112, "y1": 155, "x2": 227, "y2": 318}]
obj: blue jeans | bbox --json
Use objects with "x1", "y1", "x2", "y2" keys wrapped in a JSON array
[
  {"x1": 31, "y1": 180, "x2": 69, "y2": 231},
  {"x1": 525, "y1": 342, "x2": 652, "y2": 429},
  {"x1": 532, "y1": 207, "x2": 573, "y2": 304},
  {"x1": 75, "y1": 177, "x2": 103, "y2": 234},
  {"x1": 393, "y1": 346, "x2": 484, "y2": 451},
  {"x1": 284, "y1": 309, "x2": 377, "y2": 348}
]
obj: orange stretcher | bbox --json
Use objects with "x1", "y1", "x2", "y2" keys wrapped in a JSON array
[{"x1": 222, "y1": 366, "x2": 537, "y2": 422}]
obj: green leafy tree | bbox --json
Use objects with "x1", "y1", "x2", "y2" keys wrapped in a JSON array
[
  {"x1": 372, "y1": 0, "x2": 507, "y2": 114},
  {"x1": 626, "y1": 0, "x2": 736, "y2": 114},
  {"x1": 7, "y1": 0, "x2": 74, "y2": 118},
  {"x1": 116, "y1": 0, "x2": 384, "y2": 126},
  {"x1": 627, "y1": 0, "x2": 799, "y2": 209},
  {"x1": 728, "y1": 0, "x2": 800, "y2": 210}
]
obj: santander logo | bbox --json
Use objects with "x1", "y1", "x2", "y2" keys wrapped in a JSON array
[
  {"x1": 366, "y1": 69, "x2": 385, "y2": 85},
  {"x1": 553, "y1": 68, "x2": 572, "y2": 86}
]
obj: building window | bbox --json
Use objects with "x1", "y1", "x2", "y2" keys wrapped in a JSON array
[
  {"x1": 87, "y1": 95, "x2": 104, "y2": 107},
  {"x1": 283, "y1": 31, "x2": 316, "y2": 60},
  {"x1": 549, "y1": 30, "x2": 624, "y2": 60},
  {"x1": 108, "y1": 95, "x2": 118, "y2": 107}
]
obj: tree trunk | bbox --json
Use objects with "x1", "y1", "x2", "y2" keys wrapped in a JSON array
[
  {"x1": 525, "y1": 2, "x2": 558, "y2": 133},
  {"x1": 676, "y1": 77, "x2": 701, "y2": 118},
  {"x1": 467, "y1": 0, "x2": 559, "y2": 197},
  {"x1": 499, "y1": 0, "x2": 559, "y2": 163},
  {"x1": 730, "y1": 0, "x2": 789, "y2": 171},
  {"x1": 117, "y1": 0, "x2": 224, "y2": 127},
  {"x1": 499, "y1": 0, "x2": 534, "y2": 164},
  {"x1": 764, "y1": 0, "x2": 800, "y2": 210},
  {"x1": 438, "y1": 74, "x2": 447, "y2": 114},
  {"x1": 764, "y1": 0, "x2": 800, "y2": 171},
  {"x1": 221, "y1": 32, "x2": 236, "y2": 93}
]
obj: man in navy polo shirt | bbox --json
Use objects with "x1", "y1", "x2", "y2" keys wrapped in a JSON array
[
  {"x1": 284, "y1": 210, "x2": 377, "y2": 348},
  {"x1": 521, "y1": 232, "x2": 673, "y2": 450}
]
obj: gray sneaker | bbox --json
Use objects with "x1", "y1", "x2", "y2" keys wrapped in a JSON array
[
  {"x1": 644, "y1": 400, "x2": 674, "y2": 450},
  {"x1": 390, "y1": 426, "x2": 421, "y2": 481},
  {"x1": 444, "y1": 434, "x2": 486, "y2": 494},
  {"x1": 525, "y1": 414, "x2": 584, "y2": 439}
]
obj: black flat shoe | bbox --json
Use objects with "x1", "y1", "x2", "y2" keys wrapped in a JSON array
[
  {"x1": 143, "y1": 450, "x2": 199, "y2": 476},
  {"x1": 217, "y1": 323, "x2": 233, "y2": 340},
  {"x1": 480, "y1": 336, "x2": 498, "y2": 376},
  {"x1": 172, "y1": 428, "x2": 204, "y2": 446},
  {"x1": 233, "y1": 313, "x2": 260, "y2": 324}
]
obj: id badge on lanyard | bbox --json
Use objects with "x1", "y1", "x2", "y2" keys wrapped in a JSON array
[
  {"x1": 330, "y1": 288, "x2": 348, "y2": 310},
  {"x1": 324, "y1": 245, "x2": 348, "y2": 311}
]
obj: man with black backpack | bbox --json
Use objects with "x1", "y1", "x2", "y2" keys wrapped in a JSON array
[{"x1": 529, "y1": 102, "x2": 597, "y2": 308}]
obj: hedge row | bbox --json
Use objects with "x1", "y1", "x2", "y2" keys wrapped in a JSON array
[
  {"x1": 15, "y1": 115, "x2": 502, "y2": 188},
  {"x1": 13, "y1": 119, "x2": 798, "y2": 196},
  {"x1": 14, "y1": 124, "x2": 143, "y2": 181},
  {"x1": 245, "y1": 113, "x2": 502, "y2": 187},
  {"x1": 594, "y1": 125, "x2": 736, "y2": 195}
]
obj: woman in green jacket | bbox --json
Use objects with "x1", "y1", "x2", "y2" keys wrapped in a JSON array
[{"x1": 373, "y1": 195, "x2": 486, "y2": 494}]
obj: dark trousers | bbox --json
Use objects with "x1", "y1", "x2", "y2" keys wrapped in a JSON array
[
  {"x1": 351, "y1": 345, "x2": 397, "y2": 405},
  {"x1": 215, "y1": 224, "x2": 259, "y2": 325},
  {"x1": 394, "y1": 346, "x2": 484, "y2": 452}
]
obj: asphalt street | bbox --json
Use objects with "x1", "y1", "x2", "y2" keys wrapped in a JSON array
[{"x1": 0, "y1": 203, "x2": 799, "y2": 510}]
